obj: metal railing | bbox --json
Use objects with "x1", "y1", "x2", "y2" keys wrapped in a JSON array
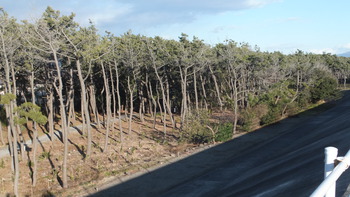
[{"x1": 310, "y1": 147, "x2": 350, "y2": 197}]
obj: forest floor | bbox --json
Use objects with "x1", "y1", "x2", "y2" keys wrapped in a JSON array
[
  {"x1": 0, "y1": 97, "x2": 336, "y2": 197},
  {"x1": 0, "y1": 112, "x2": 238, "y2": 197}
]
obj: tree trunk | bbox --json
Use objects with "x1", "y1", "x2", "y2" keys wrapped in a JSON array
[
  {"x1": 127, "y1": 76, "x2": 136, "y2": 134},
  {"x1": 47, "y1": 89, "x2": 54, "y2": 142},
  {"x1": 51, "y1": 49, "x2": 69, "y2": 189},
  {"x1": 109, "y1": 65, "x2": 117, "y2": 132},
  {"x1": 114, "y1": 61, "x2": 123, "y2": 147},
  {"x1": 30, "y1": 68, "x2": 39, "y2": 186},
  {"x1": 76, "y1": 59, "x2": 92, "y2": 157},
  {"x1": 179, "y1": 66, "x2": 189, "y2": 130},
  {"x1": 1, "y1": 32, "x2": 19, "y2": 195},
  {"x1": 209, "y1": 65, "x2": 223, "y2": 110},
  {"x1": 67, "y1": 68, "x2": 75, "y2": 127},
  {"x1": 101, "y1": 62, "x2": 111, "y2": 152},
  {"x1": 11, "y1": 65, "x2": 26, "y2": 161},
  {"x1": 200, "y1": 75, "x2": 208, "y2": 110},
  {"x1": 147, "y1": 42, "x2": 174, "y2": 131},
  {"x1": 165, "y1": 78, "x2": 175, "y2": 128},
  {"x1": 232, "y1": 70, "x2": 238, "y2": 136},
  {"x1": 7, "y1": 119, "x2": 14, "y2": 173},
  {"x1": 156, "y1": 88, "x2": 164, "y2": 125},
  {"x1": 148, "y1": 82, "x2": 158, "y2": 129},
  {"x1": 194, "y1": 70, "x2": 199, "y2": 111},
  {"x1": 0, "y1": 123, "x2": 3, "y2": 145},
  {"x1": 10, "y1": 105, "x2": 19, "y2": 197},
  {"x1": 139, "y1": 84, "x2": 145, "y2": 123},
  {"x1": 89, "y1": 79, "x2": 101, "y2": 129}
]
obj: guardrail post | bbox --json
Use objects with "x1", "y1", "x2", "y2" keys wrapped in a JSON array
[{"x1": 324, "y1": 147, "x2": 338, "y2": 197}]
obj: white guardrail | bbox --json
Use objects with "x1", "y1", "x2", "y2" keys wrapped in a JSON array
[{"x1": 310, "y1": 147, "x2": 350, "y2": 197}]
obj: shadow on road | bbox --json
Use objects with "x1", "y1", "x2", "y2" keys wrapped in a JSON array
[{"x1": 89, "y1": 91, "x2": 350, "y2": 197}]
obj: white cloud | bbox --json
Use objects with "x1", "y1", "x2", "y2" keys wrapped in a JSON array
[
  {"x1": 246, "y1": 0, "x2": 282, "y2": 7},
  {"x1": 2, "y1": 0, "x2": 281, "y2": 35},
  {"x1": 74, "y1": 3, "x2": 133, "y2": 26},
  {"x1": 310, "y1": 48, "x2": 336, "y2": 54},
  {"x1": 212, "y1": 25, "x2": 239, "y2": 33},
  {"x1": 342, "y1": 43, "x2": 350, "y2": 49}
]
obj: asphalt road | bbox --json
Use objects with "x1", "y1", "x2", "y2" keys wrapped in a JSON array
[{"x1": 90, "y1": 91, "x2": 350, "y2": 197}]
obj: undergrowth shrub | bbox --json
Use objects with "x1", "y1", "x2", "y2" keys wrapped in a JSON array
[
  {"x1": 239, "y1": 110, "x2": 254, "y2": 132},
  {"x1": 310, "y1": 76, "x2": 339, "y2": 103},
  {"x1": 183, "y1": 110, "x2": 212, "y2": 144},
  {"x1": 215, "y1": 123, "x2": 232, "y2": 142},
  {"x1": 260, "y1": 108, "x2": 280, "y2": 126}
]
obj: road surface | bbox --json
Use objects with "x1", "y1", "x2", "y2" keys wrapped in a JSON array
[{"x1": 90, "y1": 91, "x2": 350, "y2": 197}]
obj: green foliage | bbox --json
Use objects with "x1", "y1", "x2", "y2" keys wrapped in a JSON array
[
  {"x1": 183, "y1": 110, "x2": 212, "y2": 144},
  {"x1": 0, "y1": 93, "x2": 16, "y2": 105},
  {"x1": 260, "y1": 109, "x2": 280, "y2": 125},
  {"x1": 15, "y1": 102, "x2": 48, "y2": 125},
  {"x1": 239, "y1": 109, "x2": 255, "y2": 132},
  {"x1": 14, "y1": 116, "x2": 27, "y2": 125},
  {"x1": 297, "y1": 89, "x2": 312, "y2": 108},
  {"x1": 310, "y1": 77, "x2": 339, "y2": 103},
  {"x1": 247, "y1": 93, "x2": 260, "y2": 107},
  {"x1": 214, "y1": 123, "x2": 233, "y2": 142}
]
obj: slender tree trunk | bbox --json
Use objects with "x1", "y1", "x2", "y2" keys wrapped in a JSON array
[
  {"x1": 2, "y1": 33, "x2": 19, "y2": 195},
  {"x1": 114, "y1": 61, "x2": 123, "y2": 147},
  {"x1": 11, "y1": 65, "x2": 26, "y2": 162},
  {"x1": 0, "y1": 123, "x2": 3, "y2": 145},
  {"x1": 67, "y1": 68, "x2": 74, "y2": 127},
  {"x1": 209, "y1": 65, "x2": 223, "y2": 110},
  {"x1": 101, "y1": 62, "x2": 111, "y2": 152},
  {"x1": 51, "y1": 49, "x2": 69, "y2": 188},
  {"x1": 11, "y1": 106, "x2": 19, "y2": 197},
  {"x1": 156, "y1": 88, "x2": 164, "y2": 124},
  {"x1": 194, "y1": 71, "x2": 199, "y2": 111},
  {"x1": 47, "y1": 89, "x2": 54, "y2": 142},
  {"x1": 76, "y1": 60, "x2": 92, "y2": 157},
  {"x1": 145, "y1": 76, "x2": 154, "y2": 119},
  {"x1": 162, "y1": 88, "x2": 167, "y2": 138},
  {"x1": 165, "y1": 78, "x2": 175, "y2": 128},
  {"x1": 30, "y1": 68, "x2": 39, "y2": 186},
  {"x1": 7, "y1": 118, "x2": 14, "y2": 173},
  {"x1": 109, "y1": 66, "x2": 117, "y2": 133},
  {"x1": 232, "y1": 70, "x2": 238, "y2": 136},
  {"x1": 179, "y1": 66, "x2": 189, "y2": 130},
  {"x1": 139, "y1": 85, "x2": 145, "y2": 123},
  {"x1": 89, "y1": 79, "x2": 101, "y2": 128},
  {"x1": 200, "y1": 75, "x2": 208, "y2": 111},
  {"x1": 147, "y1": 42, "x2": 174, "y2": 131},
  {"x1": 149, "y1": 82, "x2": 157, "y2": 129},
  {"x1": 127, "y1": 76, "x2": 136, "y2": 134}
]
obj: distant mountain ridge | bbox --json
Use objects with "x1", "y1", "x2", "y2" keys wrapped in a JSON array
[{"x1": 337, "y1": 51, "x2": 350, "y2": 57}]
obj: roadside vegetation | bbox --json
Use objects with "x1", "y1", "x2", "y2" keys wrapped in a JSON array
[{"x1": 0, "y1": 6, "x2": 348, "y2": 196}]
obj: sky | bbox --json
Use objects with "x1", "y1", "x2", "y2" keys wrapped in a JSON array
[{"x1": 2, "y1": 0, "x2": 350, "y2": 54}]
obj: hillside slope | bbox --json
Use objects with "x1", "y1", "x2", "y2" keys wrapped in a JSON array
[{"x1": 91, "y1": 91, "x2": 350, "y2": 197}]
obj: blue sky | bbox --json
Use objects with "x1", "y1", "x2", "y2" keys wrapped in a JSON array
[{"x1": 2, "y1": 0, "x2": 350, "y2": 54}]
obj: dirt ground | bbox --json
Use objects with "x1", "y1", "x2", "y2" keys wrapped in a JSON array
[{"x1": 0, "y1": 112, "x2": 235, "y2": 197}]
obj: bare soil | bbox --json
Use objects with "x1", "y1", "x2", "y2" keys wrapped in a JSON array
[{"x1": 0, "y1": 113, "x2": 228, "y2": 197}]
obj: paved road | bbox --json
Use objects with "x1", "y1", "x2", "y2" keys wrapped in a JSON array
[
  {"x1": 90, "y1": 91, "x2": 350, "y2": 197},
  {"x1": 0, "y1": 125, "x2": 83, "y2": 158},
  {"x1": 0, "y1": 115, "x2": 128, "y2": 159}
]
